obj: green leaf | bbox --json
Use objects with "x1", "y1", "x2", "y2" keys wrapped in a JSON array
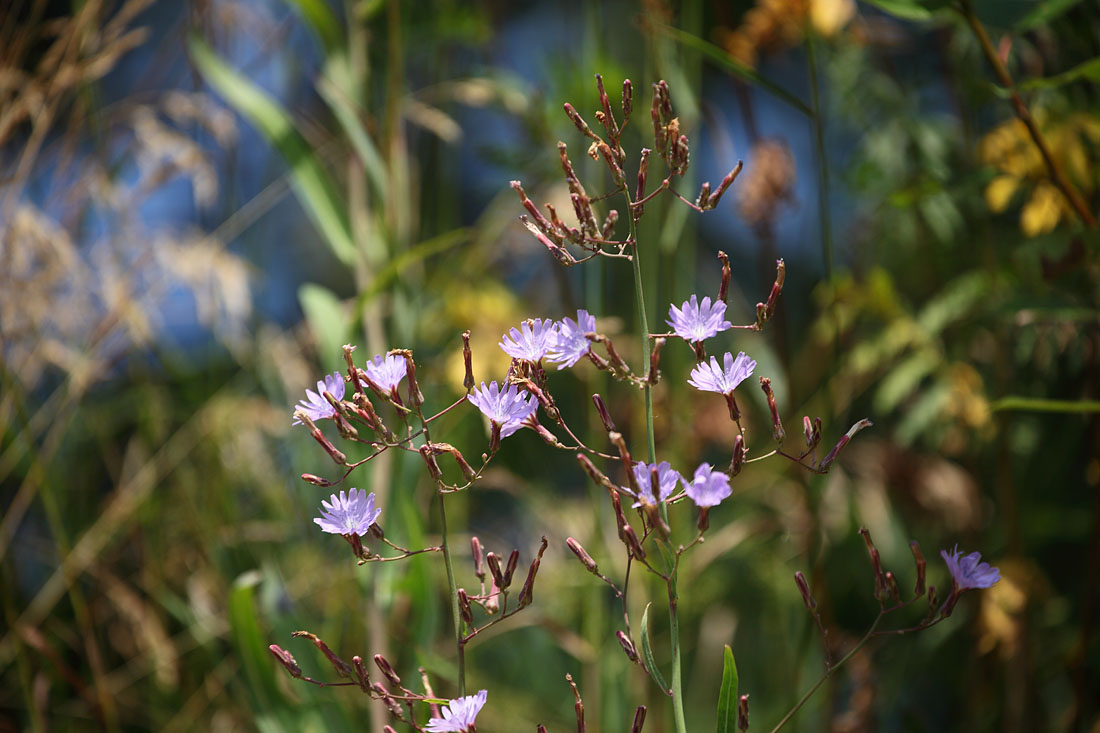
[
  {"x1": 317, "y1": 75, "x2": 389, "y2": 205},
  {"x1": 989, "y1": 396, "x2": 1100, "y2": 413},
  {"x1": 652, "y1": 23, "x2": 812, "y2": 117},
  {"x1": 228, "y1": 572, "x2": 279, "y2": 709},
  {"x1": 354, "y1": 228, "x2": 469, "y2": 307},
  {"x1": 1018, "y1": 55, "x2": 1100, "y2": 91},
  {"x1": 640, "y1": 603, "x2": 670, "y2": 693},
  {"x1": 298, "y1": 283, "x2": 348, "y2": 368},
  {"x1": 188, "y1": 36, "x2": 357, "y2": 265},
  {"x1": 1014, "y1": 0, "x2": 1084, "y2": 30},
  {"x1": 281, "y1": 0, "x2": 345, "y2": 53},
  {"x1": 716, "y1": 644, "x2": 739, "y2": 733}
]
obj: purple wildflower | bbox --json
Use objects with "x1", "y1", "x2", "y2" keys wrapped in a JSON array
[
  {"x1": 940, "y1": 546, "x2": 1001, "y2": 591},
  {"x1": 292, "y1": 372, "x2": 345, "y2": 425},
  {"x1": 685, "y1": 463, "x2": 732, "y2": 508},
  {"x1": 688, "y1": 352, "x2": 756, "y2": 395},
  {"x1": 547, "y1": 309, "x2": 596, "y2": 369},
  {"x1": 365, "y1": 353, "x2": 407, "y2": 393},
  {"x1": 624, "y1": 461, "x2": 683, "y2": 507},
  {"x1": 424, "y1": 689, "x2": 488, "y2": 732},
  {"x1": 468, "y1": 381, "x2": 537, "y2": 437},
  {"x1": 314, "y1": 489, "x2": 381, "y2": 536},
  {"x1": 667, "y1": 295, "x2": 732, "y2": 343},
  {"x1": 499, "y1": 319, "x2": 559, "y2": 362}
]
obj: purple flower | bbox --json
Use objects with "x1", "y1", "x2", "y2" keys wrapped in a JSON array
[
  {"x1": 365, "y1": 353, "x2": 407, "y2": 393},
  {"x1": 424, "y1": 689, "x2": 488, "y2": 732},
  {"x1": 468, "y1": 381, "x2": 537, "y2": 437},
  {"x1": 688, "y1": 352, "x2": 756, "y2": 395},
  {"x1": 667, "y1": 295, "x2": 732, "y2": 343},
  {"x1": 547, "y1": 309, "x2": 596, "y2": 369},
  {"x1": 940, "y1": 546, "x2": 1001, "y2": 591},
  {"x1": 314, "y1": 489, "x2": 381, "y2": 536},
  {"x1": 499, "y1": 319, "x2": 559, "y2": 362},
  {"x1": 685, "y1": 463, "x2": 732, "y2": 508},
  {"x1": 624, "y1": 461, "x2": 683, "y2": 506},
  {"x1": 293, "y1": 372, "x2": 345, "y2": 425}
]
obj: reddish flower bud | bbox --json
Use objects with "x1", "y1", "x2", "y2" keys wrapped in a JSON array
[
  {"x1": 504, "y1": 548, "x2": 520, "y2": 588},
  {"x1": 373, "y1": 654, "x2": 402, "y2": 686},
  {"x1": 617, "y1": 630, "x2": 638, "y2": 662},
  {"x1": 738, "y1": 694, "x2": 750, "y2": 732},
  {"x1": 760, "y1": 377, "x2": 784, "y2": 442},
  {"x1": 910, "y1": 540, "x2": 927, "y2": 597},
  {"x1": 819, "y1": 419, "x2": 873, "y2": 473},
  {"x1": 462, "y1": 330, "x2": 474, "y2": 391},
  {"x1": 567, "y1": 537, "x2": 599, "y2": 574},
  {"x1": 591, "y1": 393, "x2": 616, "y2": 433},
  {"x1": 717, "y1": 250, "x2": 731, "y2": 304},
  {"x1": 794, "y1": 571, "x2": 817, "y2": 610},
  {"x1": 730, "y1": 434, "x2": 746, "y2": 477},
  {"x1": 269, "y1": 644, "x2": 302, "y2": 678},
  {"x1": 486, "y1": 552, "x2": 505, "y2": 589},
  {"x1": 632, "y1": 705, "x2": 647, "y2": 733}
]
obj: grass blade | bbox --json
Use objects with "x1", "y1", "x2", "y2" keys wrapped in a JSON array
[
  {"x1": 716, "y1": 644, "x2": 739, "y2": 733},
  {"x1": 640, "y1": 603, "x2": 670, "y2": 693}
]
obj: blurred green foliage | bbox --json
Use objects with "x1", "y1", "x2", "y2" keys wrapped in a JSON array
[{"x1": 2, "y1": 0, "x2": 1099, "y2": 731}]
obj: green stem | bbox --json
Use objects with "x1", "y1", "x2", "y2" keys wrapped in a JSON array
[
  {"x1": 625, "y1": 189, "x2": 686, "y2": 733},
  {"x1": 767, "y1": 612, "x2": 884, "y2": 733},
  {"x1": 436, "y1": 488, "x2": 465, "y2": 695}
]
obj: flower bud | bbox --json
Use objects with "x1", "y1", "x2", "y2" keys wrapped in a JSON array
[
  {"x1": 885, "y1": 570, "x2": 902, "y2": 604},
  {"x1": 617, "y1": 630, "x2": 638, "y2": 662},
  {"x1": 301, "y1": 473, "x2": 334, "y2": 487},
  {"x1": 738, "y1": 694, "x2": 750, "y2": 732},
  {"x1": 567, "y1": 537, "x2": 599, "y2": 574},
  {"x1": 564, "y1": 102, "x2": 599, "y2": 141},
  {"x1": 486, "y1": 552, "x2": 505, "y2": 589},
  {"x1": 576, "y1": 453, "x2": 617, "y2": 494},
  {"x1": 717, "y1": 250, "x2": 731, "y2": 304},
  {"x1": 504, "y1": 548, "x2": 520, "y2": 588},
  {"x1": 910, "y1": 540, "x2": 927, "y2": 597},
  {"x1": 803, "y1": 416, "x2": 814, "y2": 446},
  {"x1": 860, "y1": 528, "x2": 888, "y2": 603},
  {"x1": 471, "y1": 536, "x2": 485, "y2": 580},
  {"x1": 457, "y1": 588, "x2": 474, "y2": 626},
  {"x1": 622, "y1": 79, "x2": 634, "y2": 121},
  {"x1": 567, "y1": 672, "x2": 585, "y2": 728},
  {"x1": 269, "y1": 644, "x2": 302, "y2": 678},
  {"x1": 760, "y1": 377, "x2": 784, "y2": 442},
  {"x1": 292, "y1": 630, "x2": 353, "y2": 678},
  {"x1": 632, "y1": 705, "x2": 647, "y2": 733},
  {"x1": 729, "y1": 434, "x2": 746, "y2": 477},
  {"x1": 600, "y1": 208, "x2": 619, "y2": 241},
  {"x1": 373, "y1": 654, "x2": 402, "y2": 686},
  {"x1": 622, "y1": 522, "x2": 646, "y2": 559},
  {"x1": 352, "y1": 655, "x2": 371, "y2": 691},
  {"x1": 635, "y1": 148, "x2": 651, "y2": 216},
  {"x1": 343, "y1": 344, "x2": 362, "y2": 394},
  {"x1": 648, "y1": 337, "x2": 664, "y2": 385},
  {"x1": 591, "y1": 394, "x2": 616, "y2": 433},
  {"x1": 819, "y1": 419, "x2": 873, "y2": 473},
  {"x1": 794, "y1": 571, "x2": 817, "y2": 610},
  {"x1": 419, "y1": 444, "x2": 443, "y2": 481},
  {"x1": 516, "y1": 536, "x2": 548, "y2": 608},
  {"x1": 695, "y1": 181, "x2": 711, "y2": 208},
  {"x1": 708, "y1": 161, "x2": 743, "y2": 209},
  {"x1": 462, "y1": 330, "x2": 474, "y2": 391}
]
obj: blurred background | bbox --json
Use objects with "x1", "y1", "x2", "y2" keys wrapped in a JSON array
[{"x1": 2, "y1": 0, "x2": 1099, "y2": 730}]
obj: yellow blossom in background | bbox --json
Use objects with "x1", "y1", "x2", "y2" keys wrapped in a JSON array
[
  {"x1": 979, "y1": 112, "x2": 1100, "y2": 237},
  {"x1": 718, "y1": 0, "x2": 855, "y2": 68}
]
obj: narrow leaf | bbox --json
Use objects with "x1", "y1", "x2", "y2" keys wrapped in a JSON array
[
  {"x1": 1018, "y1": 55, "x2": 1100, "y2": 91},
  {"x1": 989, "y1": 396, "x2": 1100, "y2": 413},
  {"x1": 716, "y1": 644, "x2": 739, "y2": 733},
  {"x1": 1015, "y1": 0, "x2": 1085, "y2": 30},
  {"x1": 652, "y1": 23, "x2": 812, "y2": 117},
  {"x1": 188, "y1": 36, "x2": 357, "y2": 265},
  {"x1": 317, "y1": 76, "x2": 389, "y2": 203},
  {"x1": 640, "y1": 603, "x2": 670, "y2": 694},
  {"x1": 860, "y1": 0, "x2": 935, "y2": 20}
]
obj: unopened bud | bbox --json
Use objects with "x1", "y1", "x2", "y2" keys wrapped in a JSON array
[
  {"x1": 617, "y1": 630, "x2": 638, "y2": 662},
  {"x1": 738, "y1": 694, "x2": 750, "y2": 732},
  {"x1": 910, "y1": 540, "x2": 927, "y2": 597},
  {"x1": 622, "y1": 79, "x2": 633, "y2": 121},
  {"x1": 516, "y1": 536, "x2": 548, "y2": 608},
  {"x1": 292, "y1": 630, "x2": 353, "y2": 678},
  {"x1": 373, "y1": 654, "x2": 402, "y2": 686},
  {"x1": 708, "y1": 161, "x2": 743, "y2": 208},
  {"x1": 352, "y1": 655, "x2": 371, "y2": 690},
  {"x1": 471, "y1": 537, "x2": 485, "y2": 580},
  {"x1": 622, "y1": 522, "x2": 646, "y2": 559},
  {"x1": 457, "y1": 588, "x2": 474, "y2": 626},
  {"x1": 635, "y1": 148, "x2": 651, "y2": 216},
  {"x1": 419, "y1": 444, "x2": 443, "y2": 481},
  {"x1": 803, "y1": 416, "x2": 814, "y2": 446},
  {"x1": 486, "y1": 552, "x2": 505, "y2": 589},
  {"x1": 504, "y1": 548, "x2": 520, "y2": 587},
  {"x1": 564, "y1": 102, "x2": 599, "y2": 141},
  {"x1": 885, "y1": 571, "x2": 902, "y2": 604},
  {"x1": 794, "y1": 571, "x2": 817, "y2": 610},
  {"x1": 600, "y1": 208, "x2": 619, "y2": 240},
  {"x1": 383, "y1": 727, "x2": 398, "y2": 733},
  {"x1": 461, "y1": 330, "x2": 474, "y2": 391},
  {"x1": 567, "y1": 672, "x2": 585, "y2": 728},
  {"x1": 567, "y1": 537, "x2": 599, "y2": 574},
  {"x1": 760, "y1": 377, "x2": 784, "y2": 442},
  {"x1": 632, "y1": 705, "x2": 647, "y2": 733},
  {"x1": 648, "y1": 337, "x2": 664, "y2": 384},
  {"x1": 695, "y1": 181, "x2": 711, "y2": 208},
  {"x1": 717, "y1": 250, "x2": 731, "y2": 304},
  {"x1": 301, "y1": 473, "x2": 334, "y2": 487},
  {"x1": 591, "y1": 394, "x2": 616, "y2": 433},
  {"x1": 609, "y1": 432, "x2": 639, "y2": 495},
  {"x1": 269, "y1": 644, "x2": 302, "y2": 678},
  {"x1": 819, "y1": 419, "x2": 873, "y2": 472},
  {"x1": 730, "y1": 435, "x2": 746, "y2": 477},
  {"x1": 343, "y1": 344, "x2": 362, "y2": 394},
  {"x1": 860, "y1": 528, "x2": 888, "y2": 603},
  {"x1": 576, "y1": 453, "x2": 617, "y2": 494}
]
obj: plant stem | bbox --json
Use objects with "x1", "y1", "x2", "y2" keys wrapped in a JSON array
[
  {"x1": 958, "y1": 0, "x2": 1096, "y2": 229},
  {"x1": 767, "y1": 611, "x2": 884, "y2": 733},
  {"x1": 625, "y1": 188, "x2": 686, "y2": 733},
  {"x1": 436, "y1": 488, "x2": 465, "y2": 695}
]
